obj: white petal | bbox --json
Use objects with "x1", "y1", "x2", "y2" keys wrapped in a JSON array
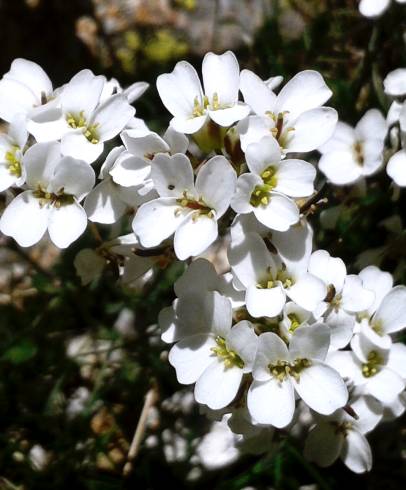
[
  {"x1": 355, "y1": 109, "x2": 387, "y2": 142},
  {"x1": 49, "y1": 156, "x2": 95, "y2": 201},
  {"x1": 208, "y1": 104, "x2": 250, "y2": 127},
  {"x1": 318, "y1": 122, "x2": 356, "y2": 154},
  {"x1": 361, "y1": 139, "x2": 384, "y2": 176},
  {"x1": 325, "y1": 309, "x2": 355, "y2": 350},
  {"x1": 359, "y1": 0, "x2": 390, "y2": 17},
  {"x1": 123, "y1": 81, "x2": 149, "y2": 103},
  {"x1": 366, "y1": 369, "x2": 404, "y2": 403},
  {"x1": 387, "y1": 150, "x2": 406, "y2": 187},
  {"x1": 168, "y1": 334, "x2": 216, "y2": 384},
  {"x1": 132, "y1": 197, "x2": 189, "y2": 248},
  {"x1": 351, "y1": 395, "x2": 383, "y2": 434},
  {"x1": 237, "y1": 115, "x2": 272, "y2": 151},
  {"x1": 48, "y1": 201, "x2": 87, "y2": 248},
  {"x1": 26, "y1": 105, "x2": 67, "y2": 142},
  {"x1": 84, "y1": 179, "x2": 126, "y2": 224},
  {"x1": 110, "y1": 152, "x2": 151, "y2": 187},
  {"x1": 288, "y1": 107, "x2": 338, "y2": 152},
  {"x1": 304, "y1": 423, "x2": 343, "y2": 467},
  {"x1": 289, "y1": 324, "x2": 330, "y2": 361},
  {"x1": 61, "y1": 131, "x2": 104, "y2": 164},
  {"x1": 275, "y1": 70, "x2": 333, "y2": 118},
  {"x1": 174, "y1": 258, "x2": 221, "y2": 297},
  {"x1": 195, "y1": 155, "x2": 236, "y2": 216},
  {"x1": 156, "y1": 61, "x2": 203, "y2": 119},
  {"x1": 61, "y1": 69, "x2": 105, "y2": 120},
  {"x1": 174, "y1": 214, "x2": 218, "y2": 260},
  {"x1": 247, "y1": 378, "x2": 295, "y2": 427},
  {"x1": 245, "y1": 135, "x2": 281, "y2": 175},
  {"x1": 341, "y1": 430, "x2": 372, "y2": 473},
  {"x1": 387, "y1": 343, "x2": 406, "y2": 379},
  {"x1": 341, "y1": 275, "x2": 375, "y2": 313},
  {"x1": 359, "y1": 265, "x2": 393, "y2": 315},
  {"x1": 240, "y1": 69, "x2": 276, "y2": 116},
  {"x1": 246, "y1": 284, "x2": 286, "y2": 318},
  {"x1": 121, "y1": 128, "x2": 169, "y2": 156},
  {"x1": 163, "y1": 126, "x2": 189, "y2": 154},
  {"x1": 202, "y1": 51, "x2": 240, "y2": 107},
  {"x1": 293, "y1": 361, "x2": 348, "y2": 415},
  {"x1": 326, "y1": 351, "x2": 364, "y2": 384},
  {"x1": 5, "y1": 58, "x2": 52, "y2": 99},
  {"x1": 226, "y1": 321, "x2": 258, "y2": 371},
  {"x1": 319, "y1": 150, "x2": 361, "y2": 185},
  {"x1": 308, "y1": 249, "x2": 346, "y2": 292},
  {"x1": 23, "y1": 141, "x2": 61, "y2": 189},
  {"x1": 170, "y1": 114, "x2": 207, "y2": 134},
  {"x1": 151, "y1": 153, "x2": 195, "y2": 197},
  {"x1": 287, "y1": 273, "x2": 327, "y2": 312},
  {"x1": 195, "y1": 361, "x2": 243, "y2": 409},
  {"x1": 275, "y1": 159, "x2": 316, "y2": 197},
  {"x1": 0, "y1": 191, "x2": 50, "y2": 247},
  {"x1": 93, "y1": 94, "x2": 135, "y2": 141},
  {"x1": 373, "y1": 286, "x2": 406, "y2": 334},
  {"x1": 384, "y1": 68, "x2": 406, "y2": 97},
  {"x1": 253, "y1": 193, "x2": 299, "y2": 231},
  {"x1": 0, "y1": 78, "x2": 38, "y2": 122},
  {"x1": 0, "y1": 164, "x2": 18, "y2": 192}
]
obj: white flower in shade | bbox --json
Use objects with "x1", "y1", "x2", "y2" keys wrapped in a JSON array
[
  {"x1": 84, "y1": 146, "x2": 155, "y2": 224},
  {"x1": 356, "y1": 266, "x2": 406, "y2": 348},
  {"x1": 168, "y1": 290, "x2": 258, "y2": 410},
  {"x1": 318, "y1": 109, "x2": 387, "y2": 185},
  {"x1": 0, "y1": 142, "x2": 94, "y2": 248},
  {"x1": 238, "y1": 69, "x2": 337, "y2": 152},
  {"x1": 156, "y1": 51, "x2": 250, "y2": 134},
  {"x1": 229, "y1": 232, "x2": 326, "y2": 318},
  {"x1": 100, "y1": 78, "x2": 149, "y2": 105},
  {"x1": 247, "y1": 324, "x2": 348, "y2": 428},
  {"x1": 231, "y1": 136, "x2": 315, "y2": 231},
  {"x1": 384, "y1": 68, "x2": 406, "y2": 97},
  {"x1": 132, "y1": 153, "x2": 237, "y2": 260},
  {"x1": 110, "y1": 126, "x2": 188, "y2": 192},
  {"x1": 304, "y1": 395, "x2": 382, "y2": 473},
  {"x1": 308, "y1": 250, "x2": 375, "y2": 349},
  {"x1": 387, "y1": 149, "x2": 406, "y2": 187},
  {"x1": 28, "y1": 69, "x2": 135, "y2": 163},
  {"x1": 74, "y1": 248, "x2": 105, "y2": 285},
  {"x1": 359, "y1": 0, "x2": 405, "y2": 17},
  {"x1": 0, "y1": 116, "x2": 28, "y2": 192},
  {"x1": 0, "y1": 58, "x2": 53, "y2": 123},
  {"x1": 327, "y1": 331, "x2": 406, "y2": 404}
]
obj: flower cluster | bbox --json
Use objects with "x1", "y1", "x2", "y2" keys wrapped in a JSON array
[{"x1": 1, "y1": 52, "x2": 405, "y2": 475}]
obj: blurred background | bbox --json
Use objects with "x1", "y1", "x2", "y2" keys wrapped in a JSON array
[{"x1": 0, "y1": 0, "x2": 405, "y2": 489}]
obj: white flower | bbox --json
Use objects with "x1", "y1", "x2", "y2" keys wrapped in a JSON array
[
  {"x1": 0, "y1": 116, "x2": 28, "y2": 192},
  {"x1": 359, "y1": 0, "x2": 406, "y2": 18},
  {"x1": 156, "y1": 51, "x2": 250, "y2": 134},
  {"x1": 384, "y1": 68, "x2": 406, "y2": 97},
  {"x1": 132, "y1": 153, "x2": 237, "y2": 260},
  {"x1": 0, "y1": 58, "x2": 53, "y2": 123},
  {"x1": 327, "y1": 331, "x2": 405, "y2": 404},
  {"x1": 247, "y1": 324, "x2": 348, "y2": 427},
  {"x1": 238, "y1": 69, "x2": 337, "y2": 152},
  {"x1": 308, "y1": 250, "x2": 375, "y2": 349},
  {"x1": 168, "y1": 291, "x2": 258, "y2": 410},
  {"x1": 356, "y1": 266, "x2": 406, "y2": 348},
  {"x1": 304, "y1": 395, "x2": 382, "y2": 473},
  {"x1": 29, "y1": 69, "x2": 135, "y2": 163},
  {"x1": 110, "y1": 126, "x2": 188, "y2": 191},
  {"x1": 84, "y1": 146, "x2": 154, "y2": 224},
  {"x1": 231, "y1": 135, "x2": 315, "y2": 231},
  {"x1": 279, "y1": 301, "x2": 312, "y2": 341},
  {"x1": 229, "y1": 232, "x2": 326, "y2": 318},
  {"x1": 319, "y1": 109, "x2": 387, "y2": 185},
  {"x1": 0, "y1": 142, "x2": 94, "y2": 248}
]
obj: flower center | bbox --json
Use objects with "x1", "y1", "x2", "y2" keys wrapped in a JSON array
[
  {"x1": 5, "y1": 146, "x2": 22, "y2": 177},
  {"x1": 192, "y1": 95, "x2": 209, "y2": 118},
  {"x1": 249, "y1": 166, "x2": 278, "y2": 207},
  {"x1": 287, "y1": 313, "x2": 301, "y2": 333},
  {"x1": 266, "y1": 111, "x2": 295, "y2": 148},
  {"x1": 352, "y1": 141, "x2": 364, "y2": 166},
  {"x1": 257, "y1": 266, "x2": 294, "y2": 290},
  {"x1": 331, "y1": 420, "x2": 353, "y2": 436},
  {"x1": 175, "y1": 191, "x2": 214, "y2": 220},
  {"x1": 370, "y1": 320, "x2": 383, "y2": 336},
  {"x1": 66, "y1": 111, "x2": 100, "y2": 144},
  {"x1": 33, "y1": 187, "x2": 75, "y2": 208},
  {"x1": 361, "y1": 350, "x2": 383, "y2": 378},
  {"x1": 268, "y1": 358, "x2": 311, "y2": 382},
  {"x1": 211, "y1": 336, "x2": 244, "y2": 369}
]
